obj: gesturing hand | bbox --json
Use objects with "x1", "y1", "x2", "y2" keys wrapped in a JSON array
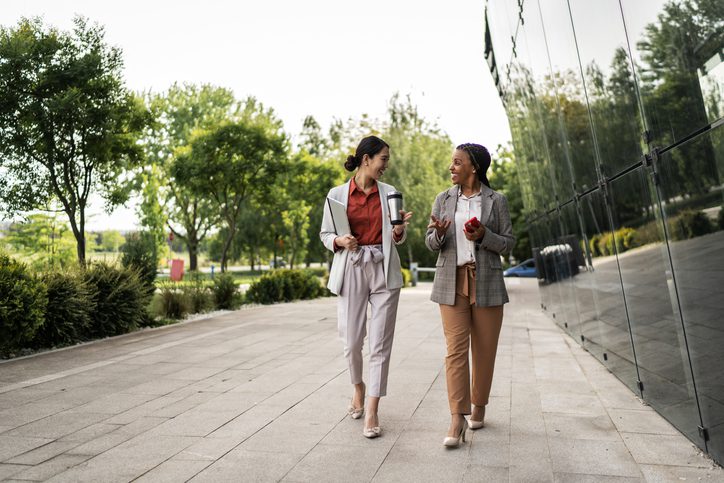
[
  {"x1": 428, "y1": 215, "x2": 451, "y2": 238},
  {"x1": 335, "y1": 234, "x2": 358, "y2": 251}
]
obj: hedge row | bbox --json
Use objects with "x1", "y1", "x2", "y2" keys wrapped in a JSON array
[
  {"x1": 246, "y1": 269, "x2": 328, "y2": 304},
  {"x1": 0, "y1": 255, "x2": 151, "y2": 357},
  {"x1": 587, "y1": 208, "x2": 720, "y2": 258}
]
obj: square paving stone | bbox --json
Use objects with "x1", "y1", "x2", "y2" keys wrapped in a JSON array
[
  {"x1": 621, "y1": 433, "x2": 712, "y2": 467},
  {"x1": 607, "y1": 408, "x2": 680, "y2": 435},
  {"x1": 543, "y1": 413, "x2": 620, "y2": 441},
  {"x1": 547, "y1": 438, "x2": 642, "y2": 478},
  {"x1": 282, "y1": 442, "x2": 389, "y2": 482},
  {"x1": 189, "y1": 448, "x2": 302, "y2": 482},
  {"x1": 0, "y1": 436, "x2": 53, "y2": 462},
  {"x1": 134, "y1": 459, "x2": 212, "y2": 482},
  {"x1": 9, "y1": 454, "x2": 90, "y2": 481}
]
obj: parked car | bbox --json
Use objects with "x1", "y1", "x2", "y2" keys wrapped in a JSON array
[
  {"x1": 503, "y1": 258, "x2": 537, "y2": 278},
  {"x1": 269, "y1": 258, "x2": 287, "y2": 268}
]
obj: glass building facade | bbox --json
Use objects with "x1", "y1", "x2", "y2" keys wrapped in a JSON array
[{"x1": 485, "y1": 0, "x2": 724, "y2": 464}]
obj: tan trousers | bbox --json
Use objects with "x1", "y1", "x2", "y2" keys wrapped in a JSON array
[
  {"x1": 440, "y1": 264, "x2": 504, "y2": 415},
  {"x1": 338, "y1": 246, "x2": 401, "y2": 398}
]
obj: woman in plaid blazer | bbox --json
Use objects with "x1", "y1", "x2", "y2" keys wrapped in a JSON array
[{"x1": 425, "y1": 143, "x2": 515, "y2": 447}]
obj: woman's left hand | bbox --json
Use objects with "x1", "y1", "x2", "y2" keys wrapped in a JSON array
[
  {"x1": 463, "y1": 223, "x2": 486, "y2": 241},
  {"x1": 393, "y1": 210, "x2": 413, "y2": 237}
]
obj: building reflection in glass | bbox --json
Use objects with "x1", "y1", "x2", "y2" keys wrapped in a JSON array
[{"x1": 485, "y1": 0, "x2": 724, "y2": 464}]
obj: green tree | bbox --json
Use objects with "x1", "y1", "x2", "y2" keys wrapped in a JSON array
[
  {"x1": 99, "y1": 230, "x2": 125, "y2": 252},
  {"x1": 272, "y1": 152, "x2": 344, "y2": 268},
  {"x1": 3, "y1": 214, "x2": 76, "y2": 269},
  {"x1": 173, "y1": 98, "x2": 287, "y2": 271},
  {"x1": 139, "y1": 84, "x2": 237, "y2": 270},
  {"x1": 0, "y1": 17, "x2": 150, "y2": 265},
  {"x1": 381, "y1": 93, "x2": 452, "y2": 266}
]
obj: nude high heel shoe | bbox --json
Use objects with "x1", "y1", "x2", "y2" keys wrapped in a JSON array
[
  {"x1": 363, "y1": 412, "x2": 381, "y2": 438},
  {"x1": 443, "y1": 420, "x2": 467, "y2": 447},
  {"x1": 347, "y1": 383, "x2": 365, "y2": 420},
  {"x1": 468, "y1": 405, "x2": 485, "y2": 430}
]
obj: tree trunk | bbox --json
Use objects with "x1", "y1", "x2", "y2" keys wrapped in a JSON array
[
  {"x1": 220, "y1": 225, "x2": 235, "y2": 272},
  {"x1": 249, "y1": 247, "x2": 255, "y2": 271},
  {"x1": 76, "y1": 233, "x2": 86, "y2": 267},
  {"x1": 188, "y1": 242, "x2": 198, "y2": 271}
]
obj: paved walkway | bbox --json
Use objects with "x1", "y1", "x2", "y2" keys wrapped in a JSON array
[{"x1": 0, "y1": 279, "x2": 722, "y2": 482}]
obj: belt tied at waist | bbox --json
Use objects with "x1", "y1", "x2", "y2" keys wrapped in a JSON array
[
  {"x1": 456, "y1": 263, "x2": 476, "y2": 305},
  {"x1": 351, "y1": 245, "x2": 384, "y2": 266}
]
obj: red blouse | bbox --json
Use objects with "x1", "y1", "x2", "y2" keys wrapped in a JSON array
[{"x1": 347, "y1": 178, "x2": 383, "y2": 245}]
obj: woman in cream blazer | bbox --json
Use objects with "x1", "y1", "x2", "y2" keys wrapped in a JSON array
[{"x1": 320, "y1": 136, "x2": 412, "y2": 439}]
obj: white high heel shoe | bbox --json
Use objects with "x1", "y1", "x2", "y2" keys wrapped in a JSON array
[
  {"x1": 443, "y1": 421, "x2": 467, "y2": 447},
  {"x1": 363, "y1": 412, "x2": 381, "y2": 438},
  {"x1": 347, "y1": 383, "x2": 365, "y2": 420},
  {"x1": 468, "y1": 405, "x2": 485, "y2": 430}
]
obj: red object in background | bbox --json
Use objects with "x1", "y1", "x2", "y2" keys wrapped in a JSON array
[
  {"x1": 168, "y1": 231, "x2": 174, "y2": 242},
  {"x1": 464, "y1": 216, "x2": 481, "y2": 233},
  {"x1": 170, "y1": 259, "x2": 184, "y2": 281}
]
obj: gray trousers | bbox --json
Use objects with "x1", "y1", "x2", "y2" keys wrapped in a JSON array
[{"x1": 337, "y1": 246, "x2": 401, "y2": 398}]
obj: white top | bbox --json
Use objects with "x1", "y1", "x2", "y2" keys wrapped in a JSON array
[
  {"x1": 455, "y1": 190, "x2": 481, "y2": 265},
  {"x1": 435, "y1": 189, "x2": 482, "y2": 266}
]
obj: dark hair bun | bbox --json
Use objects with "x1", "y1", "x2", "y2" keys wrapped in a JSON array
[{"x1": 344, "y1": 155, "x2": 359, "y2": 172}]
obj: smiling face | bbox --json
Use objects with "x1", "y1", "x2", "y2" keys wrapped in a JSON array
[
  {"x1": 449, "y1": 148, "x2": 477, "y2": 186},
  {"x1": 361, "y1": 146, "x2": 390, "y2": 180}
]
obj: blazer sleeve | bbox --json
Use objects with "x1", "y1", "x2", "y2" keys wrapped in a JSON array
[
  {"x1": 425, "y1": 193, "x2": 446, "y2": 252},
  {"x1": 478, "y1": 194, "x2": 515, "y2": 256},
  {"x1": 320, "y1": 190, "x2": 338, "y2": 253}
]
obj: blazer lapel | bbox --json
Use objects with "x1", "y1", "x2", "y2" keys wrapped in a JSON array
[
  {"x1": 443, "y1": 186, "x2": 459, "y2": 249},
  {"x1": 480, "y1": 184, "x2": 494, "y2": 225},
  {"x1": 336, "y1": 179, "x2": 352, "y2": 206}
]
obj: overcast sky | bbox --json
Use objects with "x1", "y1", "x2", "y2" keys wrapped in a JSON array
[{"x1": 6, "y1": 0, "x2": 511, "y2": 230}]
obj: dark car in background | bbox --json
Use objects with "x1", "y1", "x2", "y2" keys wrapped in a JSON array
[{"x1": 503, "y1": 258, "x2": 537, "y2": 278}]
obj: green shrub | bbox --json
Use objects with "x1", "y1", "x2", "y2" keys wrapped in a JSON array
[
  {"x1": 153, "y1": 284, "x2": 191, "y2": 319},
  {"x1": 120, "y1": 231, "x2": 158, "y2": 296},
  {"x1": 183, "y1": 272, "x2": 213, "y2": 313},
  {"x1": 401, "y1": 268, "x2": 411, "y2": 287},
  {"x1": 246, "y1": 269, "x2": 323, "y2": 304},
  {"x1": 0, "y1": 254, "x2": 46, "y2": 354},
  {"x1": 596, "y1": 232, "x2": 614, "y2": 257},
  {"x1": 668, "y1": 210, "x2": 714, "y2": 241},
  {"x1": 213, "y1": 273, "x2": 241, "y2": 309},
  {"x1": 84, "y1": 263, "x2": 150, "y2": 338},
  {"x1": 617, "y1": 227, "x2": 638, "y2": 251},
  {"x1": 588, "y1": 234, "x2": 600, "y2": 257},
  {"x1": 32, "y1": 271, "x2": 94, "y2": 349}
]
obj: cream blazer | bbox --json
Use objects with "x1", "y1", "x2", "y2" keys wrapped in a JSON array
[{"x1": 320, "y1": 179, "x2": 407, "y2": 295}]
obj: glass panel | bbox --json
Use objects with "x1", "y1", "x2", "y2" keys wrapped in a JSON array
[
  {"x1": 518, "y1": 5, "x2": 574, "y2": 203},
  {"x1": 620, "y1": 0, "x2": 722, "y2": 148},
  {"x1": 535, "y1": 0, "x2": 600, "y2": 193},
  {"x1": 558, "y1": 201, "x2": 589, "y2": 345},
  {"x1": 658, "y1": 125, "x2": 724, "y2": 456},
  {"x1": 486, "y1": 0, "x2": 518, "y2": 87},
  {"x1": 505, "y1": 21, "x2": 558, "y2": 214},
  {"x1": 567, "y1": 0, "x2": 645, "y2": 178},
  {"x1": 609, "y1": 166, "x2": 704, "y2": 444},
  {"x1": 579, "y1": 189, "x2": 640, "y2": 392}
]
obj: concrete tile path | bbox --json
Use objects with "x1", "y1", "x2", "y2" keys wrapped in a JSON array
[{"x1": 0, "y1": 279, "x2": 722, "y2": 482}]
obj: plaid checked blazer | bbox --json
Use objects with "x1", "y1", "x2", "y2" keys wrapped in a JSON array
[{"x1": 425, "y1": 184, "x2": 515, "y2": 307}]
